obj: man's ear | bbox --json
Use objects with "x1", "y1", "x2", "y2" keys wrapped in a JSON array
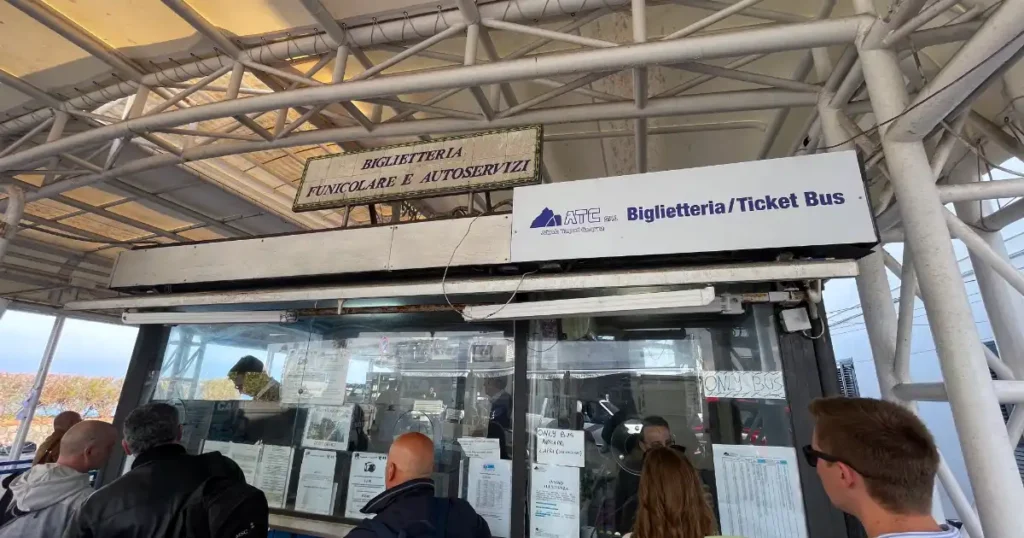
[
  {"x1": 122, "y1": 439, "x2": 131, "y2": 455},
  {"x1": 176, "y1": 424, "x2": 183, "y2": 442},
  {"x1": 837, "y1": 462, "x2": 858, "y2": 489},
  {"x1": 386, "y1": 461, "x2": 397, "y2": 482}
]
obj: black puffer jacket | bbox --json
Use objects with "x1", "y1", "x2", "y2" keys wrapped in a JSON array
[
  {"x1": 62, "y1": 444, "x2": 246, "y2": 538},
  {"x1": 348, "y1": 479, "x2": 492, "y2": 538}
]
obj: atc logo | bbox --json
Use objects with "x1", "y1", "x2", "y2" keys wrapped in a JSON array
[{"x1": 529, "y1": 207, "x2": 600, "y2": 228}]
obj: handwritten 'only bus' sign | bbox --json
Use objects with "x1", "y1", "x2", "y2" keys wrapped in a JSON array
[
  {"x1": 700, "y1": 370, "x2": 787, "y2": 400},
  {"x1": 293, "y1": 127, "x2": 541, "y2": 212}
]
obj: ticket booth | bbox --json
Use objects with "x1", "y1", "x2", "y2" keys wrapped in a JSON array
[{"x1": 67, "y1": 148, "x2": 876, "y2": 538}]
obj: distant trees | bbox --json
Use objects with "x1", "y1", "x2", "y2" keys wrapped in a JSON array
[{"x1": 0, "y1": 373, "x2": 122, "y2": 419}]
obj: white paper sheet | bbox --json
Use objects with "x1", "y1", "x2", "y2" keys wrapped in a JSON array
[
  {"x1": 712, "y1": 444, "x2": 808, "y2": 538},
  {"x1": 256, "y1": 445, "x2": 294, "y2": 509},
  {"x1": 345, "y1": 452, "x2": 389, "y2": 519},
  {"x1": 230, "y1": 443, "x2": 262, "y2": 485},
  {"x1": 302, "y1": 404, "x2": 354, "y2": 451},
  {"x1": 201, "y1": 440, "x2": 231, "y2": 455},
  {"x1": 296, "y1": 449, "x2": 337, "y2": 516},
  {"x1": 536, "y1": 428, "x2": 585, "y2": 468},
  {"x1": 467, "y1": 459, "x2": 512, "y2": 538},
  {"x1": 700, "y1": 371, "x2": 787, "y2": 400},
  {"x1": 530, "y1": 464, "x2": 580, "y2": 538},
  {"x1": 281, "y1": 348, "x2": 351, "y2": 405},
  {"x1": 459, "y1": 437, "x2": 501, "y2": 460}
]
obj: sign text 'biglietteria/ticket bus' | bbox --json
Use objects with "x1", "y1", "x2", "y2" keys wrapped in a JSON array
[{"x1": 293, "y1": 127, "x2": 541, "y2": 212}]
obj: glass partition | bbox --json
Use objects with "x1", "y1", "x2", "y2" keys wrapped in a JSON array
[
  {"x1": 143, "y1": 313, "x2": 514, "y2": 530},
  {"x1": 524, "y1": 305, "x2": 802, "y2": 538}
]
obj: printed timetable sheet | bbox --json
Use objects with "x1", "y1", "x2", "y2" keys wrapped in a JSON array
[{"x1": 712, "y1": 444, "x2": 808, "y2": 538}]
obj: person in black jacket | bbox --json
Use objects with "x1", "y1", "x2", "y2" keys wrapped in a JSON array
[
  {"x1": 348, "y1": 432, "x2": 491, "y2": 538},
  {"x1": 62, "y1": 402, "x2": 265, "y2": 538}
]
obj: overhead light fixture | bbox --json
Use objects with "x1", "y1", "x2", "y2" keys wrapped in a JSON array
[
  {"x1": 122, "y1": 310, "x2": 298, "y2": 325},
  {"x1": 461, "y1": 287, "x2": 718, "y2": 321}
]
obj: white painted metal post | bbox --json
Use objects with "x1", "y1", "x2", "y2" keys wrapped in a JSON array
[
  {"x1": 7, "y1": 315, "x2": 65, "y2": 461},
  {"x1": 858, "y1": 38, "x2": 1024, "y2": 537},
  {"x1": 949, "y1": 162, "x2": 1024, "y2": 379}
]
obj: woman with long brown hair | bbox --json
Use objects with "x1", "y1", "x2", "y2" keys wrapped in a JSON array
[{"x1": 627, "y1": 446, "x2": 717, "y2": 538}]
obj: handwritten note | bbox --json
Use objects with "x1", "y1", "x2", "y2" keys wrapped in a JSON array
[
  {"x1": 700, "y1": 370, "x2": 787, "y2": 400},
  {"x1": 459, "y1": 437, "x2": 501, "y2": 460},
  {"x1": 536, "y1": 428, "x2": 584, "y2": 468}
]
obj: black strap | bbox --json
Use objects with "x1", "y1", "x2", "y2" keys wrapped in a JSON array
[{"x1": 433, "y1": 497, "x2": 450, "y2": 538}]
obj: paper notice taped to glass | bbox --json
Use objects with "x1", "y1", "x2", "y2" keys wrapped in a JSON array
[
  {"x1": 700, "y1": 370, "x2": 786, "y2": 400},
  {"x1": 712, "y1": 444, "x2": 808, "y2": 538},
  {"x1": 346, "y1": 452, "x2": 388, "y2": 519},
  {"x1": 467, "y1": 459, "x2": 512, "y2": 538},
  {"x1": 302, "y1": 404, "x2": 354, "y2": 451},
  {"x1": 256, "y1": 445, "x2": 294, "y2": 509},
  {"x1": 296, "y1": 449, "x2": 337, "y2": 516},
  {"x1": 530, "y1": 464, "x2": 580, "y2": 538},
  {"x1": 201, "y1": 440, "x2": 259, "y2": 484},
  {"x1": 281, "y1": 348, "x2": 351, "y2": 405},
  {"x1": 536, "y1": 428, "x2": 585, "y2": 468},
  {"x1": 459, "y1": 437, "x2": 501, "y2": 460}
]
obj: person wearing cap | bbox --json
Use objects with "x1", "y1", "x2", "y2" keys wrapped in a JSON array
[{"x1": 227, "y1": 355, "x2": 280, "y2": 402}]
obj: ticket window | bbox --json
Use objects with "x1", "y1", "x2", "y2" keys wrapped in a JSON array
[
  {"x1": 127, "y1": 313, "x2": 515, "y2": 528},
  {"x1": 523, "y1": 305, "x2": 812, "y2": 538}
]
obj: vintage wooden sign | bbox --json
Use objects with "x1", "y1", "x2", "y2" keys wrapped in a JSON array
[{"x1": 293, "y1": 126, "x2": 542, "y2": 212}]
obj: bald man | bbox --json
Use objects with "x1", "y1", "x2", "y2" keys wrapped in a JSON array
[
  {"x1": 33, "y1": 410, "x2": 83, "y2": 465},
  {"x1": 348, "y1": 433, "x2": 492, "y2": 538},
  {"x1": 0, "y1": 421, "x2": 117, "y2": 537}
]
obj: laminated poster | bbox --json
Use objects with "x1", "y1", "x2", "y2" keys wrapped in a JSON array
[
  {"x1": 467, "y1": 459, "x2": 512, "y2": 538},
  {"x1": 302, "y1": 404, "x2": 354, "y2": 451},
  {"x1": 296, "y1": 449, "x2": 338, "y2": 516},
  {"x1": 345, "y1": 452, "x2": 388, "y2": 519},
  {"x1": 458, "y1": 437, "x2": 501, "y2": 460},
  {"x1": 536, "y1": 428, "x2": 585, "y2": 468},
  {"x1": 281, "y1": 348, "x2": 350, "y2": 405},
  {"x1": 712, "y1": 444, "x2": 808, "y2": 538},
  {"x1": 530, "y1": 464, "x2": 580, "y2": 538},
  {"x1": 255, "y1": 445, "x2": 295, "y2": 509},
  {"x1": 201, "y1": 440, "x2": 260, "y2": 484}
]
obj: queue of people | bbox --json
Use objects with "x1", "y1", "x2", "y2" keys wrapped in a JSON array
[{"x1": 0, "y1": 394, "x2": 958, "y2": 538}]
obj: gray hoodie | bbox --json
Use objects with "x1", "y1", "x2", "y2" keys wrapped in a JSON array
[{"x1": 0, "y1": 463, "x2": 93, "y2": 537}]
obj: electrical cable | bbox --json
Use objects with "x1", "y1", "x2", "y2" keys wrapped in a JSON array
[{"x1": 820, "y1": 26, "x2": 1024, "y2": 152}]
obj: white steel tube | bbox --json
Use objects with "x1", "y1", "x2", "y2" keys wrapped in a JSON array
[
  {"x1": 887, "y1": 0, "x2": 1024, "y2": 141},
  {"x1": 0, "y1": 16, "x2": 865, "y2": 172},
  {"x1": 943, "y1": 209, "x2": 1024, "y2": 302},
  {"x1": 937, "y1": 455, "x2": 986, "y2": 538},
  {"x1": 482, "y1": 18, "x2": 617, "y2": 48},
  {"x1": 663, "y1": 0, "x2": 767, "y2": 40},
  {"x1": 977, "y1": 197, "x2": 1024, "y2": 230},
  {"x1": 882, "y1": 0, "x2": 962, "y2": 47},
  {"x1": 0, "y1": 88, "x2": 817, "y2": 210},
  {"x1": 860, "y1": 41, "x2": 1024, "y2": 537},
  {"x1": 893, "y1": 381, "x2": 1024, "y2": 403},
  {"x1": 938, "y1": 178, "x2": 1024, "y2": 203},
  {"x1": 0, "y1": 185, "x2": 25, "y2": 266},
  {"x1": 7, "y1": 316, "x2": 64, "y2": 462},
  {"x1": 817, "y1": 91, "x2": 904, "y2": 402},
  {"x1": 0, "y1": 117, "x2": 54, "y2": 159},
  {"x1": 949, "y1": 164, "x2": 1024, "y2": 380},
  {"x1": 894, "y1": 247, "x2": 917, "y2": 385}
]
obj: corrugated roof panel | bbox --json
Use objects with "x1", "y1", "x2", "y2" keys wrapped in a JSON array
[
  {"x1": 62, "y1": 185, "x2": 127, "y2": 206},
  {"x1": 107, "y1": 201, "x2": 195, "y2": 231},
  {"x1": 177, "y1": 227, "x2": 223, "y2": 242},
  {"x1": 44, "y1": 0, "x2": 200, "y2": 52},
  {"x1": 24, "y1": 199, "x2": 79, "y2": 220},
  {"x1": 59, "y1": 213, "x2": 150, "y2": 241}
]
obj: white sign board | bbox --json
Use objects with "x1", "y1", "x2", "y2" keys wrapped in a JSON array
[
  {"x1": 701, "y1": 370, "x2": 787, "y2": 400},
  {"x1": 294, "y1": 127, "x2": 541, "y2": 211},
  {"x1": 296, "y1": 449, "x2": 337, "y2": 516},
  {"x1": 713, "y1": 444, "x2": 808, "y2": 538},
  {"x1": 510, "y1": 151, "x2": 874, "y2": 262},
  {"x1": 535, "y1": 428, "x2": 585, "y2": 468}
]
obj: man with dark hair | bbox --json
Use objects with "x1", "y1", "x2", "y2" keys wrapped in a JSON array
[
  {"x1": 807, "y1": 397, "x2": 957, "y2": 538},
  {"x1": 228, "y1": 355, "x2": 280, "y2": 402},
  {"x1": 614, "y1": 415, "x2": 675, "y2": 533},
  {"x1": 63, "y1": 402, "x2": 268, "y2": 538}
]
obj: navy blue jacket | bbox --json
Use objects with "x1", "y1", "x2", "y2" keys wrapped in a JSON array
[{"x1": 348, "y1": 479, "x2": 491, "y2": 538}]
